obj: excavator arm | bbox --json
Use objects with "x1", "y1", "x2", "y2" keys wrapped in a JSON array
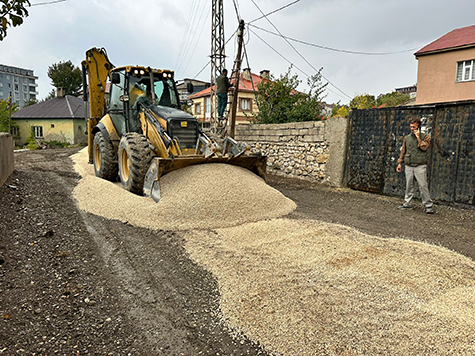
[{"x1": 82, "y1": 47, "x2": 114, "y2": 162}]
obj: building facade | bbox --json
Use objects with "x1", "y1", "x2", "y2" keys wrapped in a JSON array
[
  {"x1": 0, "y1": 64, "x2": 38, "y2": 107},
  {"x1": 12, "y1": 91, "x2": 87, "y2": 146},
  {"x1": 415, "y1": 25, "x2": 475, "y2": 105}
]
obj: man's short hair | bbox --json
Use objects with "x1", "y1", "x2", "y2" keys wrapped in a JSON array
[
  {"x1": 410, "y1": 118, "x2": 421, "y2": 127},
  {"x1": 222, "y1": 69, "x2": 228, "y2": 74}
]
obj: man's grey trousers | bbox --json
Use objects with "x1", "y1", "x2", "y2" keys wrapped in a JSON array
[{"x1": 404, "y1": 164, "x2": 433, "y2": 208}]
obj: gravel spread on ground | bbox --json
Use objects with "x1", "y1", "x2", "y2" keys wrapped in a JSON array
[
  {"x1": 183, "y1": 219, "x2": 475, "y2": 355},
  {"x1": 71, "y1": 148, "x2": 475, "y2": 355},
  {"x1": 71, "y1": 148, "x2": 296, "y2": 231}
]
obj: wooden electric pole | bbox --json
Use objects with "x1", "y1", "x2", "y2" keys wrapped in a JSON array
[{"x1": 228, "y1": 20, "x2": 245, "y2": 139}]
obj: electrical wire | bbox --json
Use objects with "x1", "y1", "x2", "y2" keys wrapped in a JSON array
[
  {"x1": 249, "y1": 27, "x2": 349, "y2": 101},
  {"x1": 248, "y1": 0, "x2": 300, "y2": 24},
  {"x1": 30, "y1": 0, "x2": 66, "y2": 5},
  {"x1": 179, "y1": 2, "x2": 211, "y2": 76},
  {"x1": 249, "y1": 0, "x2": 352, "y2": 100},
  {"x1": 250, "y1": 24, "x2": 419, "y2": 55}
]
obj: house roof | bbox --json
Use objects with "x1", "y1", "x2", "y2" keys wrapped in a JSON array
[
  {"x1": 13, "y1": 95, "x2": 85, "y2": 119},
  {"x1": 415, "y1": 25, "x2": 475, "y2": 56},
  {"x1": 188, "y1": 71, "x2": 266, "y2": 99}
]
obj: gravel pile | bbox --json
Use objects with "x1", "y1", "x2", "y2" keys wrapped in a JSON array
[
  {"x1": 71, "y1": 148, "x2": 475, "y2": 355},
  {"x1": 71, "y1": 148, "x2": 296, "y2": 230},
  {"x1": 183, "y1": 218, "x2": 475, "y2": 355}
]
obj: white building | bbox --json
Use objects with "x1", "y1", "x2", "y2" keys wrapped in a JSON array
[{"x1": 0, "y1": 64, "x2": 39, "y2": 107}]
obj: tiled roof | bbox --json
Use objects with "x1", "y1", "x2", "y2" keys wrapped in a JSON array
[
  {"x1": 415, "y1": 25, "x2": 475, "y2": 56},
  {"x1": 13, "y1": 95, "x2": 85, "y2": 119},
  {"x1": 188, "y1": 72, "x2": 266, "y2": 99}
]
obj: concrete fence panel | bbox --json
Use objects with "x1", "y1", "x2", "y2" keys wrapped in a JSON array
[{"x1": 0, "y1": 133, "x2": 14, "y2": 187}]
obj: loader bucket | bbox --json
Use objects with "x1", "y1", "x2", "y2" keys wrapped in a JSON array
[{"x1": 143, "y1": 154, "x2": 267, "y2": 202}]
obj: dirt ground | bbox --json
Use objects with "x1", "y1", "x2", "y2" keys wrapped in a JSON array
[{"x1": 1, "y1": 146, "x2": 474, "y2": 355}]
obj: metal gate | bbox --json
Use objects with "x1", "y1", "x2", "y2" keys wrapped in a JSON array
[{"x1": 346, "y1": 101, "x2": 475, "y2": 205}]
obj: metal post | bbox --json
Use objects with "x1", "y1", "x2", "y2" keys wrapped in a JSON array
[
  {"x1": 8, "y1": 91, "x2": 12, "y2": 135},
  {"x1": 210, "y1": 0, "x2": 226, "y2": 132}
]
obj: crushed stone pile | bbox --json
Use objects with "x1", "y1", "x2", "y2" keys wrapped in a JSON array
[
  {"x1": 71, "y1": 148, "x2": 475, "y2": 355},
  {"x1": 184, "y1": 218, "x2": 475, "y2": 355},
  {"x1": 71, "y1": 148, "x2": 296, "y2": 230}
]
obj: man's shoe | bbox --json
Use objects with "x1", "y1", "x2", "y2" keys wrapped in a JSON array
[
  {"x1": 398, "y1": 204, "x2": 413, "y2": 210},
  {"x1": 425, "y1": 207, "x2": 434, "y2": 214}
]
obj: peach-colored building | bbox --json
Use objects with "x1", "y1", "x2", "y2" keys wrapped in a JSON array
[
  {"x1": 188, "y1": 69, "x2": 269, "y2": 127},
  {"x1": 415, "y1": 25, "x2": 475, "y2": 105}
]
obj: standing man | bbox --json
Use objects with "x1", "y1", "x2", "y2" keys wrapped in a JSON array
[
  {"x1": 216, "y1": 69, "x2": 232, "y2": 120},
  {"x1": 397, "y1": 118, "x2": 434, "y2": 214}
]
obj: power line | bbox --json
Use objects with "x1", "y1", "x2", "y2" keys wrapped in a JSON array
[
  {"x1": 250, "y1": 24, "x2": 419, "y2": 55},
  {"x1": 249, "y1": 0, "x2": 300, "y2": 24},
  {"x1": 248, "y1": 27, "x2": 346, "y2": 101},
  {"x1": 193, "y1": 60, "x2": 210, "y2": 79},
  {"x1": 179, "y1": 4, "x2": 211, "y2": 77},
  {"x1": 248, "y1": 0, "x2": 352, "y2": 100},
  {"x1": 30, "y1": 0, "x2": 66, "y2": 6}
]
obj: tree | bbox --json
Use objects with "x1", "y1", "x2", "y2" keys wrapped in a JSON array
[
  {"x1": 350, "y1": 94, "x2": 375, "y2": 110},
  {"x1": 251, "y1": 66, "x2": 327, "y2": 124},
  {"x1": 0, "y1": 0, "x2": 30, "y2": 40},
  {"x1": 47, "y1": 60, "x2": 82, "y2": 96},
  {"x1": 377, "y1": 91, "x2": 411, "y2": 107},
  {"x1": 335, "y1": 106, "x2": 349, "y2": 117},
  {"x1": 0, "y1": 98, "x2": 18, "y2": 133}
]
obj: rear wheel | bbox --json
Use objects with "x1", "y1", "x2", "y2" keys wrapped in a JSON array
[
  {"x1": 118, "y1": 133, "x2": 153, "y2": 195},
  {"x1": 93, "y1": 131, "x2": 118, "y2": 181}
]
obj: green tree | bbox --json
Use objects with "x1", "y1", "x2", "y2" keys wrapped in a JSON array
[
  {"x1": 335, "y1": 106, "x2": 349, "y2": 117},
  {"x1": 0, "y1": 98, "x2": 18, "y2": 132},
  {"x1": 251, "y1": 67, "x2": 327, "y2": 124},
  {"x1": 47, "y1": 60, "x2": 82, "y2": 96},
  {"x1": 23, "y1": 98, "x2": 37, "y2": 107},
  {"x1": 377, "y1": 91, "x2": 411, "y2": 107},
  {"x1": 350, "y1": 94, "x2": 375, "y2": 109},
  {"x1": 0, "y1": 0, "x2": 30, "y2": 40}
]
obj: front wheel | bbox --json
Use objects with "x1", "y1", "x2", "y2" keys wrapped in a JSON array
[
  {"x1": 118, "y1": 133, "x2": 153, "y2": 195},
  {"x1": 93, "y1": 131, "x2": 118, "y2": 181}
]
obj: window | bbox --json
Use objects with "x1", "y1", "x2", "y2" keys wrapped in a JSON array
[
  {"x1": 0, "y1": 82, "x2": 3, "y2": 87},
  {"x1": 33, "y1": 126, "x2": 43, "y2": 138},
  {"x1": 11, "y1": 127, "x2": 19, "y2": 136},
  {"x1": 456, "y1": 60, "x2": 475, "y2": 82},
  {"x1": 205, "y1": 97, "x2": 211, "y2": 118},
  {"x1": 51, "y1": 124, "x2": 55, "y2": 128},
  {"x1": 195, "y1": 103, "x2": 201, "y2": 114},
  {"x1": 240, "y1": 98, "x2": 251, "y2": 111}
]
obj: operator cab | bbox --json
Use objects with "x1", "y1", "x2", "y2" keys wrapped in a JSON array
[{"x1": 107, "y1": 67, "x2": 183, "y2": 136}]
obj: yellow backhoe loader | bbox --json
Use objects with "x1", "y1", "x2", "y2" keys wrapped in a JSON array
[{"x1": 82, "y1": 47, "x2": 266, "y2": 202}]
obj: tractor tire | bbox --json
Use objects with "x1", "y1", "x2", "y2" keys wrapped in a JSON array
[
  {"x1": 93, "y1": 131, "x2": 118, "y2": 181},
  {"x1": 118, "y1": 133, "x2": 153, "y2": 195}
]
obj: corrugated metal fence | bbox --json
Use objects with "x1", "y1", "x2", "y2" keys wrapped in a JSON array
[{"x1": 346, "y1": 100, "x2": 475, "y2": 206}]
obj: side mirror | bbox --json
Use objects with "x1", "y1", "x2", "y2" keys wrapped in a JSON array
[
  {"x1": 111, "y1": 72, "x2": 121, "y2": 84},
  {"x1": 186, "y1": 82, "x2": 194, "y2": 93}
]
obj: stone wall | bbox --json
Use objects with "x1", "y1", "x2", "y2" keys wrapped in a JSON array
[
  {"x1": 0, "y1": 133, "x2": 14, "y2": 187},
  {"x1": 235, "y1": 117, "x2": 348, "y2": 187}
]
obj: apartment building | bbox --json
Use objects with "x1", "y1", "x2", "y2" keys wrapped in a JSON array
[{"x1": 0, "y1": 64, "x2": 39, "y2": 107}]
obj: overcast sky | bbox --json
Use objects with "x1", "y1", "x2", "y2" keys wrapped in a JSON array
[{"x1": 2, "y1": 0, "x2": 475, "y2": 104}]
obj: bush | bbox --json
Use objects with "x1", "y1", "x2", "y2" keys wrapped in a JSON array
[{"x1": 46, "y1": 140, "x2": 70, "y2": 148}]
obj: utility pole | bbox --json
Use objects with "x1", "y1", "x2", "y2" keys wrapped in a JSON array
[
  {"x1": 210, "y1": 0, "x2": 225, "y2": 132},
  {"x1": 8, "y1": 91, "x2": 12, "y2": 135},
  {"x1": 228, "y1": 20, "x2": 245, "y2": 139}
]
